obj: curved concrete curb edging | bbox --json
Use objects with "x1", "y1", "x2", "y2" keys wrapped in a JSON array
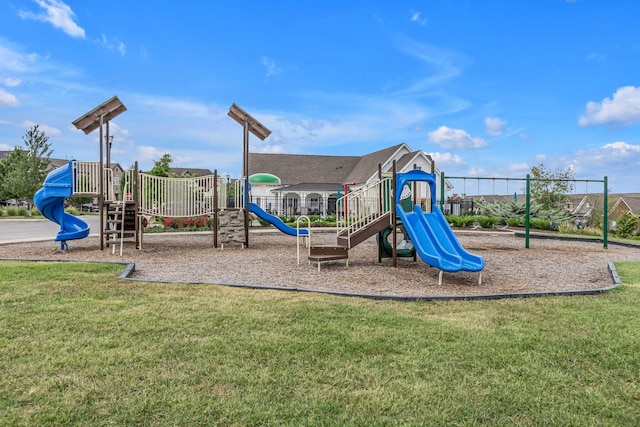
[
  {"x1": 0, "y1": 258, "x2": 625, "y2": 302},
  {"x1": 114, "y1": 260, "x2": 625, "y2": 302}
]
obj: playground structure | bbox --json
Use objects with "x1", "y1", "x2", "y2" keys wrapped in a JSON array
[
  {"x1": 35, "y1": 97, "x2": 485, "y2": 284},
  {"x1": 305, "y1": 160, "x2": 484, "y2": 284}
]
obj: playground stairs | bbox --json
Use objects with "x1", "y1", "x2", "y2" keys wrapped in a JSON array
[
  {"x1": 104, "y1": 200, "x2": 138, "y2": 255},
  {"x1": 308, "y1": 212, "x2": 393, "y2": 271},
  {"x1": 308, "y1": 244, "x2": 349, "y2": 272},
  {"x1": 336, "y1": 212, "x2": 392, "y2": 248}
]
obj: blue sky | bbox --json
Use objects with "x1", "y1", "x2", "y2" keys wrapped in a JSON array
[{"x1": 1, "y1": 0, "x2": 640, "y2": 194}]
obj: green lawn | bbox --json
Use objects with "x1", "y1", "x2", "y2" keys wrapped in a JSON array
[{"x1": 1, "y1": 260, "x2": 639, "y2": 426}]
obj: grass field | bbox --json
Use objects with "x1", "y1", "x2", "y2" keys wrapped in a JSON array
[{"x1": 1, "y1": 260, "x2": 639, "y2": 426}]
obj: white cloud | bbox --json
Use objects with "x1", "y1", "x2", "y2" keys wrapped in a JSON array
[
  {"x1": 579, "y1": 86, "x2": 640, "y2": 128},
  {"x1": 507, "y1": 163, "x2": 529, "y2": 173},
  {"x1": 98, "y1": 34, "x2": 127, "y2": 56},
  {"x1": 602, "y1": 141, "x2": 640, "y2": 157},
  {"x1": 409, "y1": 10, "x2": 427, "y2": 26},
  {"x1": 0, "y1": 143, "x2": 12, "y2": 150},
  {"x1": 137, "y1": 146, "x2": 170, "y2": 166},
  {"x1": 20, "y1": 120, "x2": 61, "y2": 136},
  {"x1": 427, "y1": 126, "x2": 487, "y2": 150},
  {"x1": 19, "y1": 0, "x2": 85, "y2": 39},
  {"x1": 0, "y1": 88, "x2": 19, "y2": 106},
  {"x1": 0, "y1": 42, "x2": 40, "y2": 73},
  {"x1": 519, "y1": 133, "x2": 533, "y2": 143},
  {"x1": 484, "y1": 117, "x2": 507, "y2": 136},
  {"x1": 427, "y1": 152, "x2": 464, "y2": 167},
  {"x1": 2, "y1": 77, "x2": 21, "y2": 87},
  {"x1": 468, "y1": 167, "x2": 488, "y2": 176},
  {"x1": 261, "y1": 56, "x2": 282, "y2": 80},
  {"x1": 586, "y1": 52, "x2": 605, "y2": 62},
  {"x1": 534, "y1": 154, "x2": 546, "y2": 162}
]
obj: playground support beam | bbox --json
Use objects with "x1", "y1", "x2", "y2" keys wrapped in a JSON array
[
  {"x1": 244, "y1": 121, "x2": 249, "y2": 248},
  {"x1": 392, "y1": 160, "x2": 397, "y2": 268},
  {"x1": 99, "y1": 113, "x2": 104, "y2": 250}
]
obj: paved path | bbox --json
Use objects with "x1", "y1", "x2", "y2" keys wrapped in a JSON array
[{"x1": 0, "y1": 215, "x2": 102, "y2": 245}]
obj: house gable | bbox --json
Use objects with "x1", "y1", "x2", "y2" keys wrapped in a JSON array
[{"x1": 344, "y1": 143, "x2": 408, "y2": 184}]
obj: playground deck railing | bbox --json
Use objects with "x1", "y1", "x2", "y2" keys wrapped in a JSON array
[
  {"x1": 337, "y1": 177, "x2": 393, "y2": 243},
  {"x1": 138, "y1": 172, "x2": 227, "y2": 218},
  {"x1": 72, "y1": 161, "x2": 115, "y2": 201}
]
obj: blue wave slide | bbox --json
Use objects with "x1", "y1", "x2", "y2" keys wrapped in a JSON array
[
  {"x1": 34, "y1": 161, "x2": 90, "y2": 249},
  {"x1": 395, "y1": 170, "x2": 484, "y2": 273},
  {"x1": 248, "y1": 202, "x2": 308, "y2": 236}
]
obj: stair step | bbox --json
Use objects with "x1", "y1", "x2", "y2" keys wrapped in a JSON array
[
  {"x1": 308, "y1": 245, "x2": 349, "y2": 271},
  {"x1": 309, "y1": 244, "x2": 348, "y2": 256}
]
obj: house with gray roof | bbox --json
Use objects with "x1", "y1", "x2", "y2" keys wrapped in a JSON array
[{"x1": 247, "y1": 143, "x2": 446, "y2": 216}]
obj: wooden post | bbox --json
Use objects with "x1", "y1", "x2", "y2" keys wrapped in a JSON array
[
  {"x1": 98, "y1": 113, "x2": 104, "y2": 250},
  {"x1": 243, "y1": 121, "x2": 250, "y2": 248},
  {"x1": 392, "y1": 160, "x2": 397, "y2": 268}
]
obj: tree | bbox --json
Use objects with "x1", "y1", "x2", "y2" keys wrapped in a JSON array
[
  {"x1": 614, "y1": 212, "x2": 639, "y2": 238},
  {"x1": 148, "y1": 153, "x2": 173, "y2": 177},
  {"x1": 0, "y1": 148, "x2": 29, "y2": 200},
  {"x1": 527, "y1": 164, "x2": 574, "y2": 210},
  {"x1": 0, "y1": 124, "x2": 52, "y2": 205}
]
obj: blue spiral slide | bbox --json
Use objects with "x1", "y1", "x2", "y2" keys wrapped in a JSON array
[{"x1": 34, "y1": 161, "x2": 90, "y2": 250}]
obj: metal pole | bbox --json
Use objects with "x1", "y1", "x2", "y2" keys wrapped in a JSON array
[
  {"x1": 603, "y1": 176, "x2": 608, "y2": 249},
  {"x1": 525, "y1": 174, "x2": 530, "y2": 249}
]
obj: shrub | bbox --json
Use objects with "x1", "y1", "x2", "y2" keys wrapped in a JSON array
[
  {"x1": 615, "y1": 212, "x2": 640, "y2": 239},
  {"x1": 529, "y1": 218, "x2": 553, "y2": 231},
  {"x1": 5, "y1": 206, "x2": 18, "y2": 216},
  {"x1": 476, "y1": 215, "x2": 500, "y2": 229},
  {"x1": 507, "y1": 218, "x2": 521, "y2": 227},
  {"x1": 163, "y1": 217, "x2": 184, "y2": 229},
  {"x1": 65, "y1": 206, "x2": 79, "y2": 216},
  {"x1": 447, "y1": 215, "x2": 476, "y2": 227}
]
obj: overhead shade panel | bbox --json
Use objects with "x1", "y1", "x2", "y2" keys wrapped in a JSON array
[
  {"x1": 227, "y1": 103, "x2": 271, "y2": 140},
  {"x1": 72, "y1": 96, "x2": 127, "y2": 135}
]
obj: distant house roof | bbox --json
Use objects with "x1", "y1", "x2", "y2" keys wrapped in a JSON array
[
  {"x1": 343, "y1": 144, "x2": 406, "y2": 183},
  {"x1": 617, "y1": 193, "x2": 640, "y2": 215},
  {"x1": 170, "y1": 167, "x2": 214, "y2": 177},
  {"x1": 248, "y1": 153, "x2": 360, "y2": 185},
  {"x1": 248, "y1": 143, "x2": 426, "y2": 187}
]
